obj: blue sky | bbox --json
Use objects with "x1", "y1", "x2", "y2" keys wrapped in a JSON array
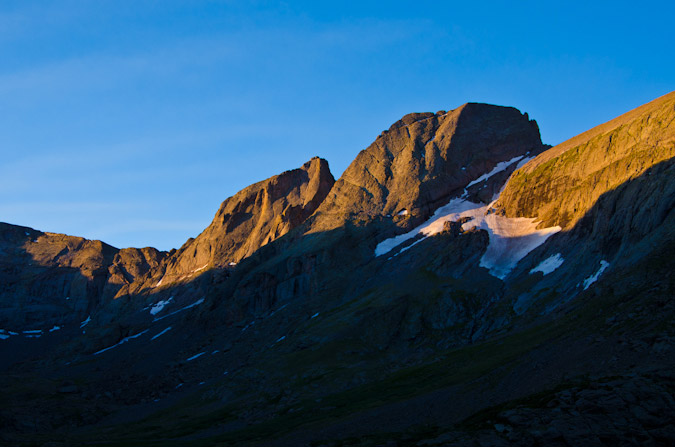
[{"x1": 1, "y1": 1, "x2": 673, "y2": 250}]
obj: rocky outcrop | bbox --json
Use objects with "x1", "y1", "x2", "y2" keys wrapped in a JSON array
[
  {"x1": 104, "y1": 247, "x2": 166, "y2": 298},
  {"x1": 308, "y1": 103, "x2": 544, "y2": 233},
  {"x1": 497, "y1": 91, "x2": 675, "y2": 229},
  {"x1": 0, "y1": 158, "x2": 335, "y2": 331},
  {"x1": 151, "y1": 157, "x2": 335, "y2": 287},
  {"x1": 0, "y1": 223, "x2": 169, "y2": 329}
]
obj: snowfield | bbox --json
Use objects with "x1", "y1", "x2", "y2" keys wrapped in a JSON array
[{"x1": 375, "y1": 156, "x2": 561, "y2": 279}]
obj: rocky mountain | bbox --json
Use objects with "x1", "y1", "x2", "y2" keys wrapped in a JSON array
[
  {"x1": 309, "y1": 103, "x2": 545, "y2": 233},
  {"x1": 0, "y1": 93, "x2": 673, "y2": 446},
  {"x1": 0, "y1": 225, "x2": 165, "y2": 330},
  {"x1": 122, "y1": 156, "x2": 334, "y2": 294},
  {"x1": 0, "y1": 157, "x2": 333, "y2": 337}
]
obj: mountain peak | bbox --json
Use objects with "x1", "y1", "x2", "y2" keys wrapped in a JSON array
[
  {"x1": 149, "y1": 157, "x2": 335, "y2": 288},
  {"x1": 308, "y1": 102, "x2": 544, "y2": 233}
]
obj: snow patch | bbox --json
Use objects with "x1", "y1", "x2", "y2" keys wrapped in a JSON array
[
  {"x1": 154, "y1": 275, "x2": 166, "y2": 288},
  {"x1": 376, "y1": 197, "x2": 560, "y2": 278},
  {"x1": 397, "y1": 209, "x2": 409, "y2": 216},
  {"x1": 268, "y1": 303, "x2": 289, "y2": 319},
  {"x1": 375, "y1": 156, "x2": 562, "y2": 278},
  {"x1": 192, "y1": 264, "x2": 208, "y2": 273},
  {"x1": 275, "y1": 336, "x2": 286, "y2": 343},
  {"x1": 186, "y1": 352, "x2": 206, "y2": 362},
  {"x1": 515, "y1": 155, "x2": 534, "y2": 170},
  {"x1": 228, "y1": 262, "x2": 237, "y2": 266},
  {"x1": 375, "y1": 197, "x2": 479, "y2": 256},
  {"x1": 153, "y1": 298, "x2": 205, "y2": 322},
  {"x1": 23, "y1": 330, "x2": 43, "y2": 334},
  {"x1": 149, "y1": 297, "x2": 174, "y2": 316},
  {"x1": 396, "y1": 238, "x2": 426, "y2": 257},
  {"x1": 465, "y1": 155, "x2": 524, "y2": 189},
  {"x1": 49, "y1": 326, "x2": 61, "y2": 332},
  {"x1": 80, "y1": 315, "x2": 91, "y2": 329},
  {"x1": 0, "y1": 329, "x2": 14, "y2": 340},
  {"x1": 530, "y1": 254, "x2": 564, "y2": 275},
  {"x1": 476, "y1": 212, "x2": 561, "y2": 279},
  {"x1": 583, "y1": 260, "x2": 610, "y2": 290},
  {"x1": 310, "y1": 312, "x2": 320, "y2": 319},
  {"x1": 151, "y1": 327, "x2": 172, "y2": 340},
  {"x1": 93, "y1": 329, "x2": 150, "y2": 355}
]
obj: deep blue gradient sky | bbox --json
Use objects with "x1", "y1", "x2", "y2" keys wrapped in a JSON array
[{"x1": 1, "y1": 1, "x2": 673, "y2": 250}]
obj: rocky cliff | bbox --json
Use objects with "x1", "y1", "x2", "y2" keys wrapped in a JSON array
[
  {"x1": 147, "y1": 156, "x2": 334, "y2": 289},
  {"x1": 497, "y1": 91, "x2": 675, "y2": 229},
  {"x1": 219, "y1": 103, "x2": 545, "y2": 322},
  {"x1": 309, "y1": 103, "x2": 544, "y2": 233}
]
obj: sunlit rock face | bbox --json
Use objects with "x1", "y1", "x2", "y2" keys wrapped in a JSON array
[
  {"x1": 497, "y1": 91, "x2": 675, "y2": 229},
  {"x1": 307, "y1": 103, "x2": 545, "y2": 233},
  {"x1": 149, "y1": 156, "x2": 335, "y2": 288}
]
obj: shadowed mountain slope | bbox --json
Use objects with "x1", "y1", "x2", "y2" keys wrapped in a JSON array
[{"x1": 0, "y1": 223, "x2": 165, "y2": 329}]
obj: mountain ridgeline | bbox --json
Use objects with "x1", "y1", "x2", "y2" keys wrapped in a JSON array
[{"x1": 1, "y1": 93, "x2": 673, "y2": 446}]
